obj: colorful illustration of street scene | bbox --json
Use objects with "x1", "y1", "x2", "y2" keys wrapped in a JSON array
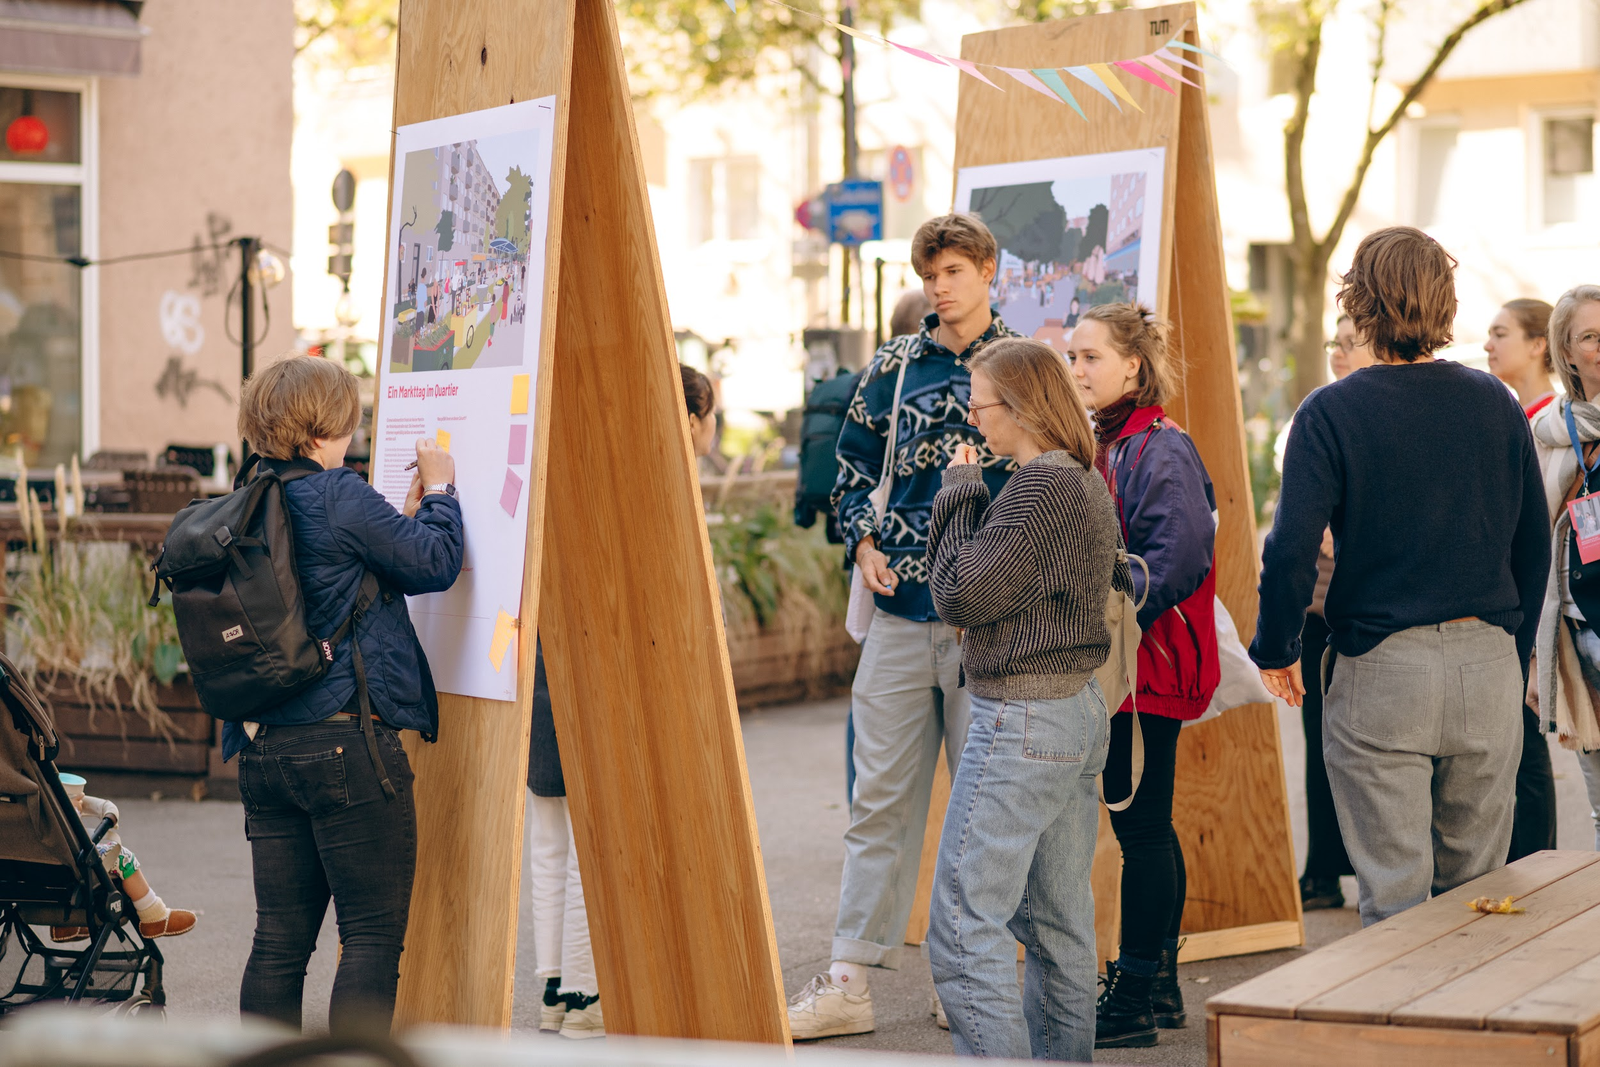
[
  {"x1": 968, "y1": 170, "x2": 1149, "y2": 352},
  {"x1": 388, "y1": 132, "x2": 537, "y2": 372}
]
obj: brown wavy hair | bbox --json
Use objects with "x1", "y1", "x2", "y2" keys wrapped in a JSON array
[
  {"x1": 238, "y1": 355, "x2": 361, "y2": 460},
  {"x1": 968, "y1": 337, "x2": 1096, "y2": 469},
  {"x1": 1501, "y1": 297, "x2": 1554, "y2": 372},
  {"x1": 911, "y1": 213, "x2": 998, "y2": 275},
  {"x1": 1078, "y1": 302, "x2": 1175, "y2": 407},
  {"x1": 680, "y1": 364, "x2": 714, "y2": 418},
  {"x1": 1337, "y1": 227, "x2": 1458, "y2": 363}
]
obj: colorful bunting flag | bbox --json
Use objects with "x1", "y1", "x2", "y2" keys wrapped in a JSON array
[
  {"x1": 893, "y1": 42, "x2": 947, "y2": 65},
  {"x1": 1032, "y1": 68, "x2": 1087, "y2": 120},
  {"x1": 1166, "y1": 40, "x2": 1223, "y2": 62},
  {"x1": 1114, "y1": 59, "x2": 1175, "y2": 94},
  {"x1": 999, "y1": 66, "x2": 1063, "y2": 102},
  {"x1": 944, "y1": 56, "x2": 1003, "y2": 90},
  {"x1": 1140, "y1": 52, "x2": 1202, "y2": 88},
  {"x1": 1064, "y1": 65, "x2": 1122, "y2": 110},
  {"x1": 1086, "y1": 62, "x2": 1143, "y2": 111},
  {"x1": 1154, "y1": 48, "x2": 1207, "y2": 74}
]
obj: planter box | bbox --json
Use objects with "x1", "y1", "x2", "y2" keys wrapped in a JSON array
[
  {"x1": 727, "y1": 617, "x2": 859, "y2": 709},
  {"x1": 43, "y1": 677, "x2": 217, "y2": 778}
]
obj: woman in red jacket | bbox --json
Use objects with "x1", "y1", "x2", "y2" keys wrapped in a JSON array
[{"x1": 1067, "y1": 303, "x2": 1219, "y2": 1050}]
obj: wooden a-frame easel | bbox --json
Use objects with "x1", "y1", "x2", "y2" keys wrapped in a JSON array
[
  {"x1": 905, "y1": 3, "x2": 1305, "y2": 970},
  {"x1": 375, "y1": 0, "x2": 790, "y2": 1042}
]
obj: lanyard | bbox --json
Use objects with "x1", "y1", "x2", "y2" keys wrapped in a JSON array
[{"x1": 1567, "y1": 401, "x2": 1600, "y2": 489}]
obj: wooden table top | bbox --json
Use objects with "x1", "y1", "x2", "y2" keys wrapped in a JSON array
[{"x1": 1208, "y1": 850, "x2": 1600, "y2": 1035}]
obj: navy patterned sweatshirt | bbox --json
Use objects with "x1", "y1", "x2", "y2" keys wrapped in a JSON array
[{"x1": 831, "y1": 311, "x2": 1022, "y2": 622}]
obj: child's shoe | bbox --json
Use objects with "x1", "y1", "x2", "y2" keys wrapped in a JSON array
[
  {"x1": 49, "y1": 926, "x2": 89, "y2": 943},
  {"x1": 138, "y1": 909, "x2": 196, "y2": 939}
]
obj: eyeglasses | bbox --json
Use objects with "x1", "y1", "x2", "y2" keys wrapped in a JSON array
[
  {"x1": 968, "y1": 400, "x2": 1007, "y2": 423},
  {"x1": 1572, "y1": 331, "x2": 1600, "y2": 354},
  {"x1": 1323, "y1": 339, "x2": 1354, "y2": 356}
]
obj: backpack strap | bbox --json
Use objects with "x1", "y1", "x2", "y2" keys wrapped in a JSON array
[{"x1": 320, "y1": 572, "x2": 394, "y2": 802}]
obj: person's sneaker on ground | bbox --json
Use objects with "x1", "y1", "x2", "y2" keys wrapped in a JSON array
[
  {"x1": 1299, "y1": 874, "x2": 1345, "y2": 911},
  {"x1": 540, "y1": 976, "x2": 568, "y2": 1032},
  {"x1": 138, "y1": 909, "x2": 196, "y2": 939},
  {"x1": 788, "y1": 973, "x2": 875, "y2": 1040},
  {"x1": 559, "y1": 996, "x2": 604, "y2": 1039},
  {"x1": 931, "y1": 988, "x2": 949, "y2": 1030}
]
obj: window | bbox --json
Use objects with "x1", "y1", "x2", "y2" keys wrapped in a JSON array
[
  {"x1": 1542, "y1": 114, "x2": 1596, "y2": 227},
  {"x1": 725, "y1": 157, "x2": 760, "y2": 241},
  {"x1": 1414, "y1": 122, "x2": 1459, "y2": 228},
  {"x1": 688, "y1": 158, "x2": 715, "y2": 244},
  {"x1": 0, "y1": 81, "x2": 91, "y2": 466}
]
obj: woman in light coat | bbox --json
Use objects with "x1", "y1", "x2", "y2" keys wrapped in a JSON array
[{"x1": 1530, "y1": 284, "x2": 1600, "y2": 846}]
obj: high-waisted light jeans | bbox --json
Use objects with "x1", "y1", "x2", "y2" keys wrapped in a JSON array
[{"x1": 927, "y1": 683, "x2": 1109, "y2": 1061}]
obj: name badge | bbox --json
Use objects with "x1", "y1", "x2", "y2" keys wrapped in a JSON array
[{"x1": 1570, "y1": 492, "x2": 1600, "y2": 564}]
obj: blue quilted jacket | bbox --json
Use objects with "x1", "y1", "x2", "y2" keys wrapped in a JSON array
[{"x1": 221, "y1": 457, "x2": 464, "y2": 759}]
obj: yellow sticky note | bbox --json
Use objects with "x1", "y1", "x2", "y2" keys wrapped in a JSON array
[
  {"x1": 489, "y1": 610, "x2": 517, "y2": 672},
  {"x1": 435, "y1": 429, "x2": 451, "y2": 452},
  {"x1": 510, "y1": 373, "x2": 530, "y2": 415}
]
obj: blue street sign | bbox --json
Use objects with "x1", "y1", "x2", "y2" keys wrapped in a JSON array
[{"x1": 826, "y1": 179, "x2": 884, "y2": 246}]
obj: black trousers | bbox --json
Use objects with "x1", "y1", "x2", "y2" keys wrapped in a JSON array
[
  {"x1": 1508, "y1": 702, "x2": 1558, "y2": 861},
  {"x1": 1104, "y1": 710, "x2": 1185, "y2": 964},
  {"x1": 1300, "y1": 612, "x2": 1354, "y2": 880},
  {"x1": 238, "y1": 718, "x2": 417, "y2": 1030}
]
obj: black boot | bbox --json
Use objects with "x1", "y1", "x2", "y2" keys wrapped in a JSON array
[
  {"x1": 1095, "y1": 960, "x2": 1158, "y2": 1049},
  {"x1": 1300, "y1": 874, "x2": 1345, "y2": 910},
  {"x1": 1152, "y1": 946, "x2": 1186, "y2": 1028}
]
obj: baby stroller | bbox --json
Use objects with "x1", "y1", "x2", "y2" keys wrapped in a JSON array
[{"x1": 0, "y1": 651, "x2": 165, "y2": 1014}]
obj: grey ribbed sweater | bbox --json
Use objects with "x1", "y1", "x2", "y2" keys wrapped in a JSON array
[{"x1": 927, "y1": 451, "x2": 1130, "y2": 700}]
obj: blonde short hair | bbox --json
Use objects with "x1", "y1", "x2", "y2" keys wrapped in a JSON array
[{"x1": 238, "y1": 356, "x2": 361, "y2": 460}]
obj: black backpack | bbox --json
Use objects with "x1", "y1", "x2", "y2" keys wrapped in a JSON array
[
  {"x1": 794, "y1": 368, "x2": 862, "y2": 540},
  {"x1": 149, "y1": 457, "x2": 392, "y2": 796}
]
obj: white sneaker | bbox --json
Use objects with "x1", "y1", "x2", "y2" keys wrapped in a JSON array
[
  {"x1": 788, "y1": 973, "x2": 875, "y2": 1040},
  {"x1": 559, "y1": 998, "x2": 604, "y2": 1039},
  {"x1": 539, "y1": 1000, "x2": 568, "y2": 1032},
  {"x1": 931, "y1": 989, "x2": 949, "y2": 1030}
]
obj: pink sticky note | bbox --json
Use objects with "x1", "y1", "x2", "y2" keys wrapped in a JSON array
[
  {"x1": 508, "y1": 423, "x2": 528, "y2": 465},
  {"x1": 500, "y1": 468, "x2": 523, "y2": 518}
]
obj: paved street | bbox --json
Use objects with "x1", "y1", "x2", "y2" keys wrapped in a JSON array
[{"x1": 95, "y1": 695, "x2": 1594, "y2": 1063}]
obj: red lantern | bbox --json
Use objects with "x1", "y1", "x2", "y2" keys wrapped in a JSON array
[{"x1": 5, "y1": 115, "x2": 47, "y2": 154}]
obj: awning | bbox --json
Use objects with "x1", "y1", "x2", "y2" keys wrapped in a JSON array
[{"x1": 0, "y1": 1, "x2": 145, "y2": 78}]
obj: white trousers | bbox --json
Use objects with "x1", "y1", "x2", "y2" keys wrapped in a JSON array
[{"x1": 525, "y1": 792, "x2": 597, "y2": 996}]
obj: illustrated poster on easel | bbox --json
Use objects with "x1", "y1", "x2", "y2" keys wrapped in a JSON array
[
  {"x1": 371, "y1": 98, "x2": 556, "y2": 700},
  {"x1": 954, "y1": 148, "x2": 1165, "y2": 354}
]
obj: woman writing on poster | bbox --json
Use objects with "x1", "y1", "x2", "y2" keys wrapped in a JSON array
[{"x1": 1068, "y1": 303, "x2": 1220, "y2": 1051}]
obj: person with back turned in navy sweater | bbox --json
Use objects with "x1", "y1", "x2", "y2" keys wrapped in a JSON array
[{"x1": 1250, "y1": 227, "x2": 1550, "y2": 927}]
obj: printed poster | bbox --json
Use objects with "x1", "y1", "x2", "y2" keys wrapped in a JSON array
[
  {"x1": 954, "y1": 148, "x2": 1166, "y2": 353},
  {"x1": 370, "y1": 98, "x2": 557, "y2": 700}
]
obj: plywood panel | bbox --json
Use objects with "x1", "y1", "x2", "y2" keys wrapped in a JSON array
[
  {"x1": 950, "y1": 4, "x2": 1299, "y2": 959},
  {"x1": 535, "y1": 0, "x2": 787, "y2": 1042},
  {"x1": 1490, "y1": 951, "x2": 1600, "y2": 1035},
  {"x1": 1207, "y1": 851, "x2": 1600, "y2": 1020},
  {"x1": 387, "y1": 0, "x2": 574, "y2": 1028},
  {"x1": 904, "y1": 747, "x2": 950, "y2": 946},
  {"x1": 1214, "y1": 1015, "x2": 1567, "y2": 1067},
  {"x1": 385, "y1": 0, "x2": 786, "y2": 1040}
]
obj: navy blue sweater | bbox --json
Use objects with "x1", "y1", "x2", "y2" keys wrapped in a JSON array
[{"x1": 1250, "y1": 361, "x2": 1549, "y2": 671}]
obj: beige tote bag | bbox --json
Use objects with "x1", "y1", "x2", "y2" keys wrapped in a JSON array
[
  {"x1": 1097, "y1": 551, "x2": 1148, "y2": 812},
  {"x1": 845, "y1": 358, "x2": 909, "y2": 644}
]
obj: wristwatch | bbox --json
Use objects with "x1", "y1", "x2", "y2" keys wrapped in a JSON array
[{"x1": 423, "y1": 483, "x2": 458, "y2": 499}]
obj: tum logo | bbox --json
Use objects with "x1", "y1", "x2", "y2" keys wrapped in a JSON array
[{"x1": 1149, "y1": 18, "x2": 1170, "y2": 35}]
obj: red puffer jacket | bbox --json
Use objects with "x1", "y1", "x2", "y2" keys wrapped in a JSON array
[{"x1": 1100, "y1": 407, "x2": 1220, "y2": 720}]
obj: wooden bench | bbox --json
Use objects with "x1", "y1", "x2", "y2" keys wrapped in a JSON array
[{"x1": 1207, "y1": 850, "x2": 1600, "y2": 1066}]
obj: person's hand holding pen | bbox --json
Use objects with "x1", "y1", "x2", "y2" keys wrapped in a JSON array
[{"x1": 403, "y1": 437, "x2": 456, "y2": 518}]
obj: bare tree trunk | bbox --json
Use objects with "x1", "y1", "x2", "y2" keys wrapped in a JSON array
[{"x1": 1291, "y1": 257, "x2": 1329, "y2": 403}]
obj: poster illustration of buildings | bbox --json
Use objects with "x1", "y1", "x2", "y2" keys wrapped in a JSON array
[
  {"x1": 372, "y1": 98, "x2": 557, "y2": 701},
  {"x1": 954, "y1": 148, "x2": 1165, "y2": 352}
]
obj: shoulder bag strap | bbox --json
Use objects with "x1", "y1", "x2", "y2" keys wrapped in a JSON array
[
  {"x1": 321, "y1": 572, "x2": 394, "y2": 802},
  {"x1": 871, "y1": 358, "x2": 910, "y2": 521}
]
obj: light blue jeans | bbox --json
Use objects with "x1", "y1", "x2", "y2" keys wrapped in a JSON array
[{"x1": 927, "y1": 684, "x2": 1109, "y2": 1062}]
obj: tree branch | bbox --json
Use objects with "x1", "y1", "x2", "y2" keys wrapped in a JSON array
[
  {"x1": 1317, "y1": 0, "x2": 1533, "y2": 258},
  {"x1": 1283, "y1": 1, "x2": 1323, "y2": 258}
]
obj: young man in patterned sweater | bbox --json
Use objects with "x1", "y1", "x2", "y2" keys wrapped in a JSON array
[{"x1": 788, "y1": 213, "x2": 1022, "y2": 1039}]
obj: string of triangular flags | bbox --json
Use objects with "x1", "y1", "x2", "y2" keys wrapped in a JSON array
[{"x1": 722, "y1": 0, "x2": 1223, "y2": 119}]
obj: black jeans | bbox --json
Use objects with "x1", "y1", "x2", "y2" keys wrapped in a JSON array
[
  {"x1": 1104, "y1": 711, "x2": 1185, "y2": 964},
  {"x1": 1300, "y1": 613, "x2": 1354, "y2": 880},
  {"x1": 238, "y1": 718, "x2": 417, "y2": 1030},
  {"x1": 1508, "y1": 702, "x2": 1557, "y2": 861}
]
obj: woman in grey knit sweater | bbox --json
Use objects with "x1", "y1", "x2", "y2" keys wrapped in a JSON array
[{"x1": 925, "y1": 336, "x2": 1131, "y2": 1061}]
